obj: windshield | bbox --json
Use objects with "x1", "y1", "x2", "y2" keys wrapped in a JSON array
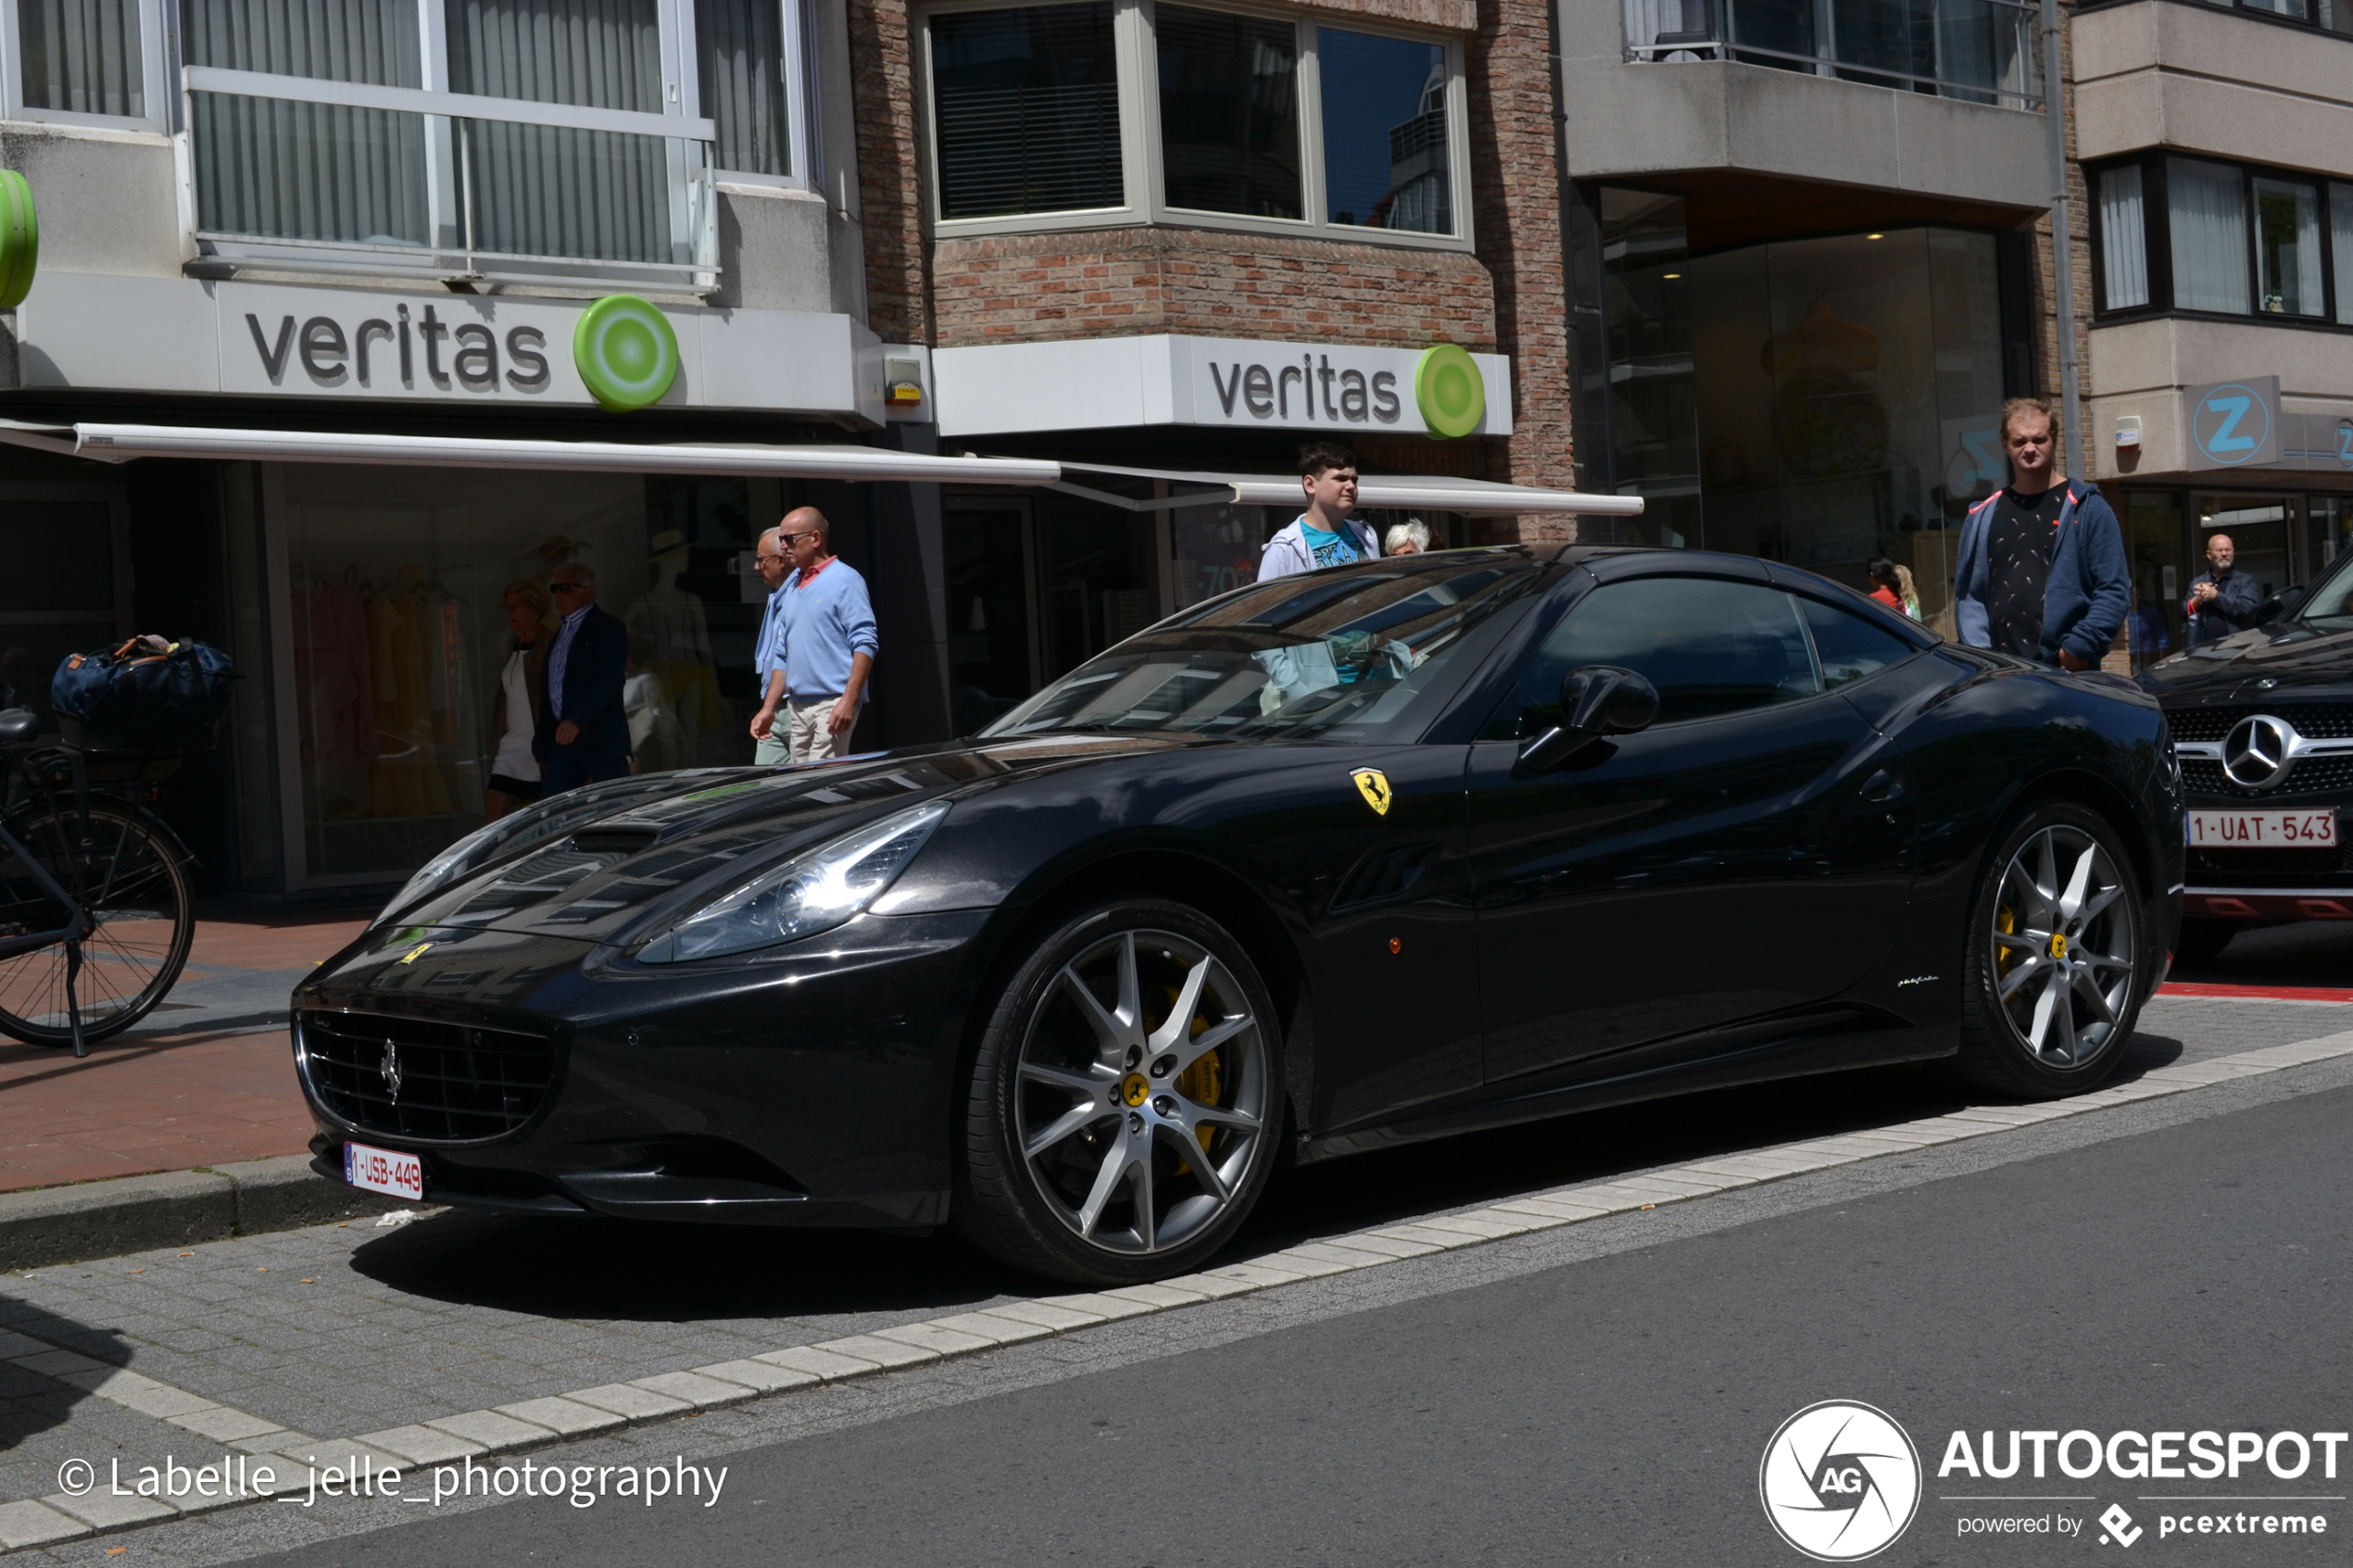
[
  {"x1": 2298, "y1": 550, "x2": 2353, "y2": 627},
  {"x1": 981, "y1": 553, "x2": 1551, "y2": 743}
]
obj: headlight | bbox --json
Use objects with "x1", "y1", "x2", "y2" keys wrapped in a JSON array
[{"x1": 635, "y1": 801, "x2": 950, "y2": 964}]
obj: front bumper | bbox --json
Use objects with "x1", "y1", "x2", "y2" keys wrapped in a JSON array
[
  {"x1": 291, "y1": 909, "x2": 993, "y2": 1228},
  {"x1": 2179, "y1": 797, "x2": 2353, "y2": 922}
]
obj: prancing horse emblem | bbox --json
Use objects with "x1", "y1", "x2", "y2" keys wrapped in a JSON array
[
  {"x1": 380, "y1": 1042, "x2": 402, "y2": 1100},
  {"x1": 1351, "y1": 767, "x2": 1392, "y2": 816}
]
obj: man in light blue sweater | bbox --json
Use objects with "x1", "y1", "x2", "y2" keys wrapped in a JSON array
[{"x1": 749, "y1": 508, "x2": 877, "y2": 762}]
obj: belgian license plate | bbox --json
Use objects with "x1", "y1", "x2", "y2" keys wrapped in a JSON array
[
  {"x1": 2186, "y1": 810, "x2": 2338, "y2": 848},
  {"x1": 343, "y1": 1140, "x2": 424, "y2": 1200}
]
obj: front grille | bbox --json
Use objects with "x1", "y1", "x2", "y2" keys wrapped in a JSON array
[
  {"x1": 2183, "y1": 757, "x2": 2353, "y2": 800},
  {"x1": 298, "y1": 1010, "x2": 558, "y2": 1142},
  {"x1": 2169, "y1": 705, "x2": 2353, "y2": 744}
]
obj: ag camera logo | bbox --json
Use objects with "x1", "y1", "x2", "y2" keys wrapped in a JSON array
[{"x1": 1761, "y1": 1400, "x2": 1922, "y2": 1561}]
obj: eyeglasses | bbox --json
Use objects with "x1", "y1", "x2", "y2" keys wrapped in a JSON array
[
  {"x1": 754, "y1": 552, "x2": 786, "y2": 565},
  {"x1": 548, "y1": 581, "x2": 589, "y2": 595},
  {"x1": 777, "y1": 531, "x2": 818, "y2": 546}
]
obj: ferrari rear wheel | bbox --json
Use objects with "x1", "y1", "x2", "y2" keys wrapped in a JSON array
[
  {"x1": 957, "y1": 899, "x2": 1281, "y2": 1285},
  {"x1": 1956, "y1": 802, "x2": 2145, "y2": 1098}
]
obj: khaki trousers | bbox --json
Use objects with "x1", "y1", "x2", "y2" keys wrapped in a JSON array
[{"x1": 787, "y1": 696, "x2": 846, "y2": 762}]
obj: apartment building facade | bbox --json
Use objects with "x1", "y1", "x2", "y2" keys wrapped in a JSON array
[{"x1": 2070, "y1": 0, "x2": 2353, "y2": 661}]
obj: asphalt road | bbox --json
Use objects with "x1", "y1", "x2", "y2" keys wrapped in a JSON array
[{"x1": 204, "y1": 1048, "x2": 2353, "y2": 1567}]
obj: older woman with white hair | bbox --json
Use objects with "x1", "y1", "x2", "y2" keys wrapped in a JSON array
[{"x1": 1384, "y1": 519, "x2": 1430, "y2": 556}]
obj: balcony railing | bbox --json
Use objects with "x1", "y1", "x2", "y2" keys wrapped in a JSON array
[
  {"x1": 183, "y1": 68, "x2": 721, "y2": 293},
  {"x1": 1624, "y1": 0, "x2": 2043, "y2": 109}
]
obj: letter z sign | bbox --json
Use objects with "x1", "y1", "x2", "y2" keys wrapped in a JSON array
[{"x1": 2189, "y1": 378, "x2": 2279, "y2": 470}]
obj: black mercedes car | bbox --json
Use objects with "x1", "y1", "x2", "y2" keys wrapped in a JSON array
[
  {"x1": 295, "y1": 546, "x2": 2182, "y2": 1285},
  {"x1": 2140, "y1": 548, "x2": 2353, "y2": 962}
]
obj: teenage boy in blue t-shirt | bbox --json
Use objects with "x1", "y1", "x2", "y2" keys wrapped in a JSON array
[{"x1": 1257, "y1": 442, "x2": 1381, "y2": 581}]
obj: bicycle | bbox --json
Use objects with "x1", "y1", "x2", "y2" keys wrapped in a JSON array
[{"x1": 0, "y1": 709, "x2": 196, "y2": 1055}]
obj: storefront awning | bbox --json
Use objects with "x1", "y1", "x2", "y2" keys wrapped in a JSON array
[
  {"x1": 0, "y1": 420, "x2": 1647, "y2": 516},
  {"x1": 1054, "y1": 462, "x2": 1646, "y2": 517},
  {"x1": 0, "y1": 420, "x2": 1062, "y2": 486}
]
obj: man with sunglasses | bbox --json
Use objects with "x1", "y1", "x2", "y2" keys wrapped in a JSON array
[
  {"x1": 535, "y1": 560, "x2": 633, "y2": 793},
  {"x1": 749, "y1": 508, "x2": 876, "y2": 763},
  {"x1": 747, "y1": 526, "x2": 794, "y2": 764}
]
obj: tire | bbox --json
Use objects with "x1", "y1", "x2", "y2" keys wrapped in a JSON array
[
  {"x1": 2171, "y1": 918, "x2": 2237, "y2": 967},
  {"x1": 1954, "y1": 801, "x2": 2148, "y2": 1098},
  {"x1": 0, "y1": 804, "x2": 195, "y2": 1047},
  {"x1": 956, "y1": 899, "x2": 1284, "y2": 1286}
]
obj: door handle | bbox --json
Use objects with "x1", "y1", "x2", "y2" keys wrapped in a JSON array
[{"x1": 1859, "y1": 770, "x2": 1903, "y2": 803}]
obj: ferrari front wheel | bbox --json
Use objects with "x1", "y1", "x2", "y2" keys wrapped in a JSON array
[{"x1": 957, "y1": 899, "x2": 1282, "y2": 1285}]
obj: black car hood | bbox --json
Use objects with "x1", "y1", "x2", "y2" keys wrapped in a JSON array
[
  {"x1": 379, "y1": 734, "x2": 1210, "y2": 947},
  {"x1": 2139, "y1": 622, "x2": 2353, "y2": 706}
]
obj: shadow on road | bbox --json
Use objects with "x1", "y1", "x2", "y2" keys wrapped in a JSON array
[{"x1": 346, "y1": 1028, "x2": 2191, "y2": 1321}]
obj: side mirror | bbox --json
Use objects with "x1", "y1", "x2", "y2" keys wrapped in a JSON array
[
  {"x1": 1514, "y1": 665, "x2": 1660, "y2": 775},
  {"x1": 2259, "y1": 584, "x2": 2308, "y2": 625}
]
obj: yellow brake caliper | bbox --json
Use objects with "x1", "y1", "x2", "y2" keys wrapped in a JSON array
[
  {"x1": 1163, "y1": 987, "x2": 1222, "y2": 1176},
  {"x1": 1994, "y1": 904, "x2": 2019, "y2": 983}
]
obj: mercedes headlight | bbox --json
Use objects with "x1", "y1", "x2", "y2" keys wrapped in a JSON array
[{"x1": 636, "y1": 801, "x2": 950, "y2": 964}]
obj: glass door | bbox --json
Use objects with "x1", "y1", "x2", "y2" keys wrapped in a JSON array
[{"x1": 944, "y1": 499, "x2": 1038, "y2": 737}]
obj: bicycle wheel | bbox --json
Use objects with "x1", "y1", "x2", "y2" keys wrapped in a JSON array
[{"x1": 0, "y1": 804, "x2": 194, "y2": 1046}]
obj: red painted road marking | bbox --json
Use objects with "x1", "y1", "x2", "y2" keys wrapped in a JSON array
[{"x1": 2161, "y1": 982, "x2": 2353, "y2": 1003}]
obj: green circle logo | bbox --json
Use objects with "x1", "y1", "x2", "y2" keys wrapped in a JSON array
[
  {"x1": 573, "y1": 295, "x2": 679, "y2": 412},
  {"x1": 0, "y1": 170, "x2": 39, "y2": 312},
  {"x1": 1414, "y1": 343, "x2": 1485, "y2": 439}
]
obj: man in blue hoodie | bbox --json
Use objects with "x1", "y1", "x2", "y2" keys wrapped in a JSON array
[{"x1": 1953, "y1": 397, "x2": 2131, "y2": 671}]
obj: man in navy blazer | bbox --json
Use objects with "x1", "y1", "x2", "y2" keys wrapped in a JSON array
[{"x1": 535, "y1": 562, "x2": 633, "y2": 793}]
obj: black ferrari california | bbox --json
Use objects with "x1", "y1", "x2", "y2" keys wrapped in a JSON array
[{"x1": 295, "y1": 545, "x2": 2183, "y2": 1284}]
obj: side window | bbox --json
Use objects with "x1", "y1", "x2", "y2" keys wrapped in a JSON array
[
  {"x1": 1483, "y1": 577, "x2": 1820, "y2": 738},
  {"x1": 1797, "y1": 596, "x2": 1919, "y2": 688}
]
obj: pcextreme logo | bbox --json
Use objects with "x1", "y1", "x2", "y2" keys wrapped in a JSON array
[{"x1": 1760, "y1": 1400, "x2": 1923, "y2": 1561}]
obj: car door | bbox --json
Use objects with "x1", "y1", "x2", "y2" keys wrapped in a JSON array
[{"x1": 1466, "y1": 567, "x2": 1914, "y2": 1086}]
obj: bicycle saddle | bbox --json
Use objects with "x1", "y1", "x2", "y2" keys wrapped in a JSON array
[{"x1": 0, "y1": 709, "x2": 34, "y2": 742}]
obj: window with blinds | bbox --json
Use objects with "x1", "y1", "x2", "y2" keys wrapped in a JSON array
[
  {"x1": 930, "y1": 3, "x2": 1123, "y2": 220},
  {"x1": 698, "y1": 0, "x2": 792, "y2": 176},
  {"x1": 1154, "y1": 5, "x2": 1300, "y2": 220},
  {"x1": 18, "y1": 0, "x2": 146, "y2": 118}
]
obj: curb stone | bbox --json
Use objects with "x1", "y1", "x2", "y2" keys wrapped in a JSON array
[{"x1": 0, "y1": 1156, "x2": 404, "y2": 1272}]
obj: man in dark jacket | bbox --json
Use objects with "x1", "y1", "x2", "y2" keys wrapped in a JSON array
[
  {"x1": 2184, "y1": 532, "x2": 2263, "y2": 646},
  {"x1": 535, "y1": 562, "x2": 632, "y2": 793},
  {"x1": 1953, "y1": 397, "x2": 2131, "y2": 671}
]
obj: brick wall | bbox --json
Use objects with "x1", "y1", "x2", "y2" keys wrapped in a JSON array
[
  {"x1": 847, "y1": 0, "x2": 929, "y2": 344},
  {"x1": 931, "y1": 229, "x2": 1499, "y2": 348},
  {"x1": 1468, "y1": 0, "x2": 1575, "y2": 541}
]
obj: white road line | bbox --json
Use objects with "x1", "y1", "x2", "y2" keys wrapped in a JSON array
[{"x1": 7, "y1": 1025, "x2": 2353, "y2": 1552}]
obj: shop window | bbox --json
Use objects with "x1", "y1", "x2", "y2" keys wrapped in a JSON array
[
  {"x1": 0, "y1": 489, "x2": 131, "y2": 731},
  {"x1": 930, "y1": 2, "x2": 1123, "y2": 219},
  {"x1": 2096, "y1": 164, "x2": 2148, "y2": 311},
  {"x1": 1317, "y1": 28, "x2": 1449, "y2": 235},
  {"x1": 922, "y1": 0, "x2": 1468, "y2": 248},
  {"x1": 1155, "y1": 6, "x2": 1299, "y2": 219},
  {"x1": 275, "y1": 465, "x2": 772, "y2": 884}
]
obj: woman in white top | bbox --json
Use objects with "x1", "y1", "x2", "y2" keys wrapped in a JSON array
[{"x1": 484, "y1": 579, "x2": 553, "y2": 822}]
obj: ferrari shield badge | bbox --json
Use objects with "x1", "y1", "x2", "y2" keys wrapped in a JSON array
[{"x1": 1351, "y1": 767, "x2": 1392, "y2": 816}]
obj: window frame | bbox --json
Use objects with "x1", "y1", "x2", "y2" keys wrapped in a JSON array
[
  {"x1": 2089, "y1": 148, "x2": 2351, "y2": 331},
  {"x1": 0, "y1": 0, "x2": 174, "y2": 131},
  {"x1": 913, "y1": 0, "x2": 1475, "y2": 253}
]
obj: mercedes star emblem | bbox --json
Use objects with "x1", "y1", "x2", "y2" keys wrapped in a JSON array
[
  {"x1": 2221, "y1": 714, "x2": 2294, "y2": 789},
  {"x1": 379, "y1": 1041, "x2": 402, "y2": 1101}
]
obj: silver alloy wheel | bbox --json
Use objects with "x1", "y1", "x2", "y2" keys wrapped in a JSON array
[
  {"x1": 1013, "y1": 927, "x2": 1269, "y2": 1256},
  {"x1": 1987, "y1": 824, "x2": 2138, "y2": 1067}
]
